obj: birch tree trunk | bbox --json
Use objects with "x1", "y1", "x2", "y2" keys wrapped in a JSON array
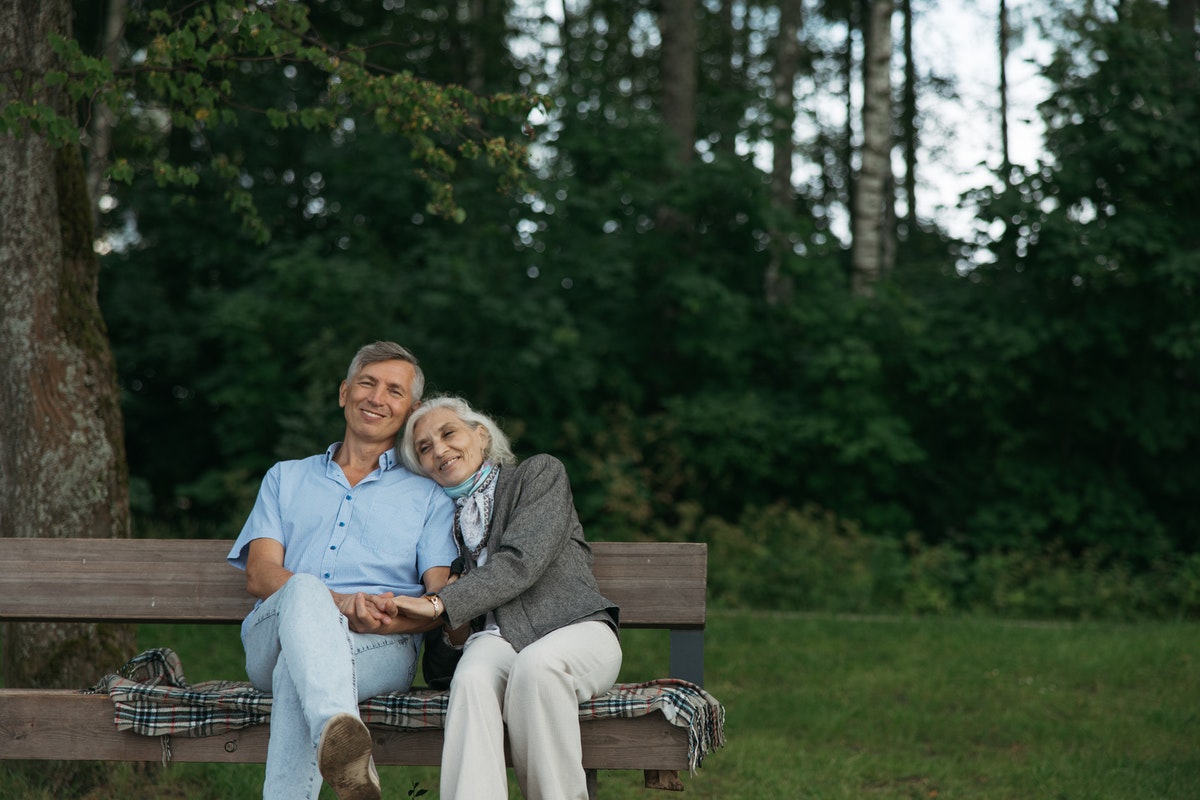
[
  {"x1": 842, "y1": 2, "x2": 860, "y2": 243},
  {"x1": 851, "y1": 0, "x2": 895, "y2": 297},
  {"x1": 1, "y1": 0, "x2": 135, "y2": 690}
]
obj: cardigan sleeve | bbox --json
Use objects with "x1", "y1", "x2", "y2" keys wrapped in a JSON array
[{"x1": 437, "y1": 454, "x2": 579, "y2": 628}]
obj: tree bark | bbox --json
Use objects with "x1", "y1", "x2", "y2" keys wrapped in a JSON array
[
  {"x1": 899, "y1": 0, "x2": 917, "y2": 229},
  {"x1": 711, "y1": 0, "x2": 739, "y2": 154},
  {"x1": 659, "y1": 0, "x2": 698, "y2": 165},
  {"x1": 851, "y1": 0, "x2": 895, "y2": 297},
  {"x1": 999, "y1": 0, "x2": 1012, "y2": 176},
  {"x1": 765, "y1": 0, "x2": 802, "y2": 305},
  {"x1": 1, "y1": 0, "x2": 135, "y2": 690},
  {"x1": 1167, "y1": 0, "x2": 1197, "y2": 37},
  {"x1": 84, "y1": 0, "x2": 128, "y2": 226},
  {"x1": 842, "y1": 3, "x2": 859, "y2": 239}
]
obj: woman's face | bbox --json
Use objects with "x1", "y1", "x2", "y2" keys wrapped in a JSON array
[{"x1": 412, "y1": 406, "x2": 490, "y2": 487}]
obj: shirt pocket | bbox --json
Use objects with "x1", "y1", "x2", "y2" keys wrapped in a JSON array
[{"x1": 358, "y1": 498, "x2": 425, "y2": 559}]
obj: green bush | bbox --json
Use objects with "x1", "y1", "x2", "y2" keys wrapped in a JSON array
[
  {"x1": 701, "y1": 502, "x2": 1200, "y2": 621},
  {"x1": 706, "y1": 502, "x2": 907, "y2": 613}
]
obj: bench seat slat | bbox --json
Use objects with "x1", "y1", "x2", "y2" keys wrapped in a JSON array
[{"x1": 0, "y1": 689, "x2": 689, "y2": 769}]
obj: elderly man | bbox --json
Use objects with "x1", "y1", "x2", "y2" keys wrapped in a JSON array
[{"x1": 227, "y1": 341, "x2": 457, "y2": 800}]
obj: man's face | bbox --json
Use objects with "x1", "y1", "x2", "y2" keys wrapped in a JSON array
[{"x1": 338, "y1": 359, "x2": 418, "y2": 447}]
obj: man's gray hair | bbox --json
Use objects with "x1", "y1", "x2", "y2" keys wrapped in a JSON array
[
  {"x1": 346, "y1": 341, "x2": 425, "y2": 401},
  {"x1": 401, "y1": 395, "x2": 516, "y2": 475}
]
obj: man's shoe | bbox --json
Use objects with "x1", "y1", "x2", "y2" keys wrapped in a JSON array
[{"x1": 317, "y1": 712, "x2": 381, "y2": 800}]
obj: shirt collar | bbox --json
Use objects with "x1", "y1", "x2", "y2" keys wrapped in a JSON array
[{"x1": 324, "y1": 443, "x2": 400, "y2": 471}]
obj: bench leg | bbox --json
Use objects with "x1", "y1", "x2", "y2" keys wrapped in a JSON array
[
  {"x1": 644, "y1": 769, "x2": 684, "y2": 791},
  {"x1": 669, "y1": 630, "x2": 705, "y2": 686},
  {"x1": 586, "y1": 767, "x2": 598, "y2": 800}
]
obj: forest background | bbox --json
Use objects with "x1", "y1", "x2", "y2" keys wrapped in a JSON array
[{"x1": 3, "y1": 0, "x2": 1200, "y2": 643}]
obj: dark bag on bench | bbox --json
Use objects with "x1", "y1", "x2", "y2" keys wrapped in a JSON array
[{"x1": 421, "y1": 630, "x2": 462, "y2": 690}]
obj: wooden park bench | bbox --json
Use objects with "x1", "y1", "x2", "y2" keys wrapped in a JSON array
[{"x1": 0, "y1": 537, "x2": 722, "y2": 797}]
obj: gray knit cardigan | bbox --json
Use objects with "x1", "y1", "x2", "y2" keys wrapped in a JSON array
[{"x1": 435, "y1": 453, "x2": 619, "y2": 652}]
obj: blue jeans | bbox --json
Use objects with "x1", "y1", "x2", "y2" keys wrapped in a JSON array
[{"x1": 243, "y1": 573, "x2": 418, "y2": 800}]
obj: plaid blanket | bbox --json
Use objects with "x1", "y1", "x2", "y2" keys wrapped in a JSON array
[{"x1": 87, "y1": 648, "x2": 725, "y2": 772}]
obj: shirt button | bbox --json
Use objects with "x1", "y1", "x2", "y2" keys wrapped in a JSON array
[
  {"x1": 323, "y1": 572, "x2": 331, "y2": 578},
  {"x1": 339, "y1": 521, "x2": 345, "y2": 527},
  {"x1": 346, "y1": 495, "x2": 352, "y2": 500},
  {"x1": 330, "y1": 545, "x2": 336, "y2": 550}
]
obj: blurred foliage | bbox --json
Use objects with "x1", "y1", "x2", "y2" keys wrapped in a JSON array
[
  {"x1": 76, "y1": 1, "x2": 1200, "y2": 614},
  {"x1": 704, "y1": 501, "x2": 1200, "y2": 621}
]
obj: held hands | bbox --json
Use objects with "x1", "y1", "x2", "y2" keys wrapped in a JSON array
[
  {"x1": 333, "y1": 590, "x2": 396, "y2": 633},
  {"x1": 331, "y1": 590, "x2": 445, "y2": 634}
]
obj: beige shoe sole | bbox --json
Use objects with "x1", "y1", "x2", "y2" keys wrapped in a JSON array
[{"x1": 317, "y1": 712, "x2": 381, "y2": 800}]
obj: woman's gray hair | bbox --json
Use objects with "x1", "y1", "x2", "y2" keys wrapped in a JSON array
[
  {"x1": 401, "y1": 395, "x2": 516, "y2": 476},
  {"x1": 346, "y1": 341, "x2": 425, "y2": 401}
]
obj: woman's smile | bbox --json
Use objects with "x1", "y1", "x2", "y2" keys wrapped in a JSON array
[{"x1": 413, "y1": 407, "x2": 489, "y2": 487}]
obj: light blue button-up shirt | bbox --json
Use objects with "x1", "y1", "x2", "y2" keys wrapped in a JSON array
[{"x1": 228, "y1": 444, "x2": 457, "y2": 624}]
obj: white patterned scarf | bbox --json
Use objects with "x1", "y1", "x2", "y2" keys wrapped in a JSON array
[{"x1": 450, "y1": 462, "x2": 500, "y2": 557}]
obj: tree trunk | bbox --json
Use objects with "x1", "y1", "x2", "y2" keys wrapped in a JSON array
[
  {"x1": 659, "y1": 0, "x2": 698, "y2": 165},
  {"x1": 84, "y1": 0, "x2": 127, "y2": 226},
  {"x1": 899, "y1": 0, "x2": 917, "y2": 229},
  {"x1": 851, "y1": 0, "x2": 895, "y2": 297},
  {"x1": 1, "y1": 0, "x2": 135, "y2": 691},
  {"x1": 711, "y1": 0, "x2": 739, "y2": 154},
  {"x1": 765, "y1": 0, "x2": 802, "y2": 305},
  {"x1": 999, "y1": 0, "x2": 1012, "y2": 176},
  {"x1": 1167, "y1": 0, "x2": 1197, "y2": 37},
  {"x1": 842, "y1": 4, "x2": 859, "y2": 240}
]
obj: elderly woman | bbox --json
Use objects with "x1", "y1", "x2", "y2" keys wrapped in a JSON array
[{"x1": 392, "y1": 395, "x2": 622, "y2": 800}]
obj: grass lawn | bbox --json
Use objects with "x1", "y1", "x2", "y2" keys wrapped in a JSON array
[{"x1": 4, "y1": 610, "x2": 1197, "y2": 798}]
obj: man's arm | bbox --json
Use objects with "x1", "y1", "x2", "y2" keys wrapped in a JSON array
[
  {"x1": 245, "y1": 538, "x2": 293, "y2": 600},
  {"x1": 422, "y1": 565, "x2": 452, "y2": 595},
  {"x1": 246, "y1": 538, "x2": 400, "y2": 632}
]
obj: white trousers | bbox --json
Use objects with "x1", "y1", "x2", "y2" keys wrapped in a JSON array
[
  {"x1": 440, "y1": 620, "x2": 622, "y2": 800},
  {"x1": 242, "y1": 573, "x2": 419, "y2": 800}
]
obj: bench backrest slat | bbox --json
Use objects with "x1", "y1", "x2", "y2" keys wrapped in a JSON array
[{"x1": 0, "y1": 538, "x2": 706, "y2": 629}]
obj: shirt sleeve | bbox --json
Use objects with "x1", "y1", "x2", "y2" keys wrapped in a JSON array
[
  {"x1": 226, "y1": 463, "x2": 284, "y2": 571},
  {"x1": 415, "y1": 485, "x2": 459, "y2": 583}
]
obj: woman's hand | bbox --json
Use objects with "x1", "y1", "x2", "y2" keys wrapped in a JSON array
[{"x1": 390, "y1": 594, "x2": 441, "y2": 621}]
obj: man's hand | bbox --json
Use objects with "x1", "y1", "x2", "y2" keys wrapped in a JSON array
[
  {"x1": 334, "y1": 591, "x2": 447, "y2": 634},
  {"x1": 333, "y1": 590, "x2": 395, "y2": 633}
]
